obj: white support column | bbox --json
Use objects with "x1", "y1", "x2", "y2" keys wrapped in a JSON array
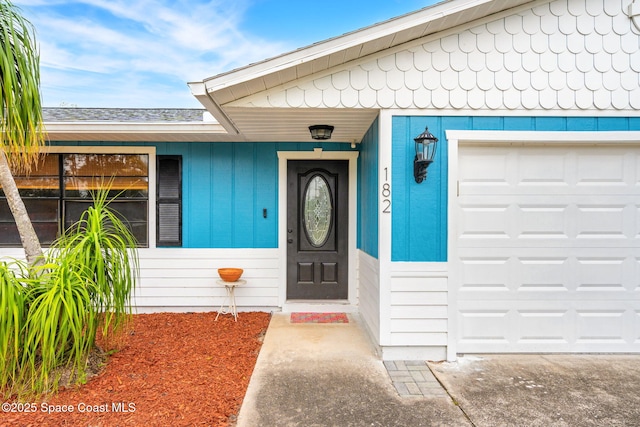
[
  {"x1": 378, "y1": 110, "x2": 394, "y2": 345},
  {"x1": 445, "y1": 133, "x2": 460, "y2": 362}
]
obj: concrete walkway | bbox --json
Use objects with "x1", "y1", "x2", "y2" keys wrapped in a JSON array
[
  {"x1": 236, "y1": 313, "x2": 467, "y2": 427},
  {"x1": 235, "y1": 313, "x2": 640, "y2": 426}
]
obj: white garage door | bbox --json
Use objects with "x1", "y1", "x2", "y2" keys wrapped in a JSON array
[{"x1": 455, "y1": 144, "x2": 640, "y2": 353}]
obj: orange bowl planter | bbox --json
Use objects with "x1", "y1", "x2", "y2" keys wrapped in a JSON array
[{"x1": 218, "y1": 268, "x2": 243, "y2": 282}]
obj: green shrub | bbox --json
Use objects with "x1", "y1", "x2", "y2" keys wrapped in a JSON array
[
  {"x1": 51, "y1": 185, "x2": 138, "y2": 342},
  {"x1": 0, "y1": 185, "x2": 138, "y2": 397},
  {"x1": 20, "y1": 260, "x2": 97, "y2": 394}
]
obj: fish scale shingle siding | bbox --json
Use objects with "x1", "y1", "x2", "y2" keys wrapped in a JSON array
[{"x1": 232, "y1": 0, "x2": 640, "y2": 113}]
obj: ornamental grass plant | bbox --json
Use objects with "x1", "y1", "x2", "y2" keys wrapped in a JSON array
[
  {"x1": 0, "y1": 186, "x2": 138, "y2": 398},
  {"x1": 0, "y1": 260, "x2": 27, "y2": 395}
]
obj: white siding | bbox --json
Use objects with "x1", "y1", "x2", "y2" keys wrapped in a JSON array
[
  {"x1": 135, "y1": 248, "x2": 280, "y2": 311},
  {"x1": 0, "y1": 247, "x2": 280, "y2": 312},
  {"x1": 358, "y1": 250, "x2": 380, "y2": 344},
  {"x1": 382, "y1": 262, "x2": 448, "y2": 360}
]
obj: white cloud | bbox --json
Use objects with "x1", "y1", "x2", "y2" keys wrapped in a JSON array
[{"x1": 14, "y1": 0, "x2": 290, "y2": 107}]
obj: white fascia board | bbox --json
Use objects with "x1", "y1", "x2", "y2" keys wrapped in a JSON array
[
  {"x1": 197, "y1": 0, "x2": 493, "y2": 93},
  {"x1": 188, "y1": 81, "x2": 240, "y2": 135},
  {"x1": 43, "y1": 122, "x2": 228, "y2": 135}
]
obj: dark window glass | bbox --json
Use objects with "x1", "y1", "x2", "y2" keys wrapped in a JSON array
[
  {"x1": 63, "y1": 154, "x2": 148, "y2": 177},
  {"x1": 0, "y1": 155, "x2": 60, "y2": 247},
  {"x1": 0, "y1": 223, "x2": 24, "y2": 246},
  {"x1": 23, "y1": 200, "x2": 60, "y2": 222},
  {"x1": 0, "y1": 222, "x2": 58, "y2": 246},
  {"x1": 0, "y1": 200, "x2": 56, "y2": 224},
  {"x1": 0, "y1": 153, "x2": 150, "y2": 248},
  {"x1": 64, "y1": 200, "x2": 148, "y2": 246},
  {"x1": 63, "y1": 177, "x2": 149, "y2": 198}
]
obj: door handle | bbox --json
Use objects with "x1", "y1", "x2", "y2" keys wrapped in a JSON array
[{"x1": 288, "y1": 238, "x2": 293, "y2": 243}]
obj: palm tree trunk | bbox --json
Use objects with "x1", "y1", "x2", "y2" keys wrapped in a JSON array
[{"x1": 0, "y1": 150, "x2": 43, "y2": 267}]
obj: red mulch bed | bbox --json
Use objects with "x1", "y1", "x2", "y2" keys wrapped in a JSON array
[{"x1": 1, "y1": 311, "x2": 271, "y2": 427}]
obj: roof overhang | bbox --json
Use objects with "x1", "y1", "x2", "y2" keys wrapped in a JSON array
[
  {"x1": 43, "y1": 121, "x2": 239, "y2": 143},
  {"x1": 189, "y1": 0, "x2": 536, "y2": 143}
]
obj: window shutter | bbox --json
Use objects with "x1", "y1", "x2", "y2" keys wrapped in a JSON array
[{"x1": 157, "y1": 156, "x2": 182, "y2": 246}]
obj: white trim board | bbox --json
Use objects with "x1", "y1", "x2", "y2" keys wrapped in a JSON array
[
  {"x1": 446, "y1": 130, "x2": 640, "y2": 145},
  {"x1": 378, "y1": 110, "x2": 394, "y2": 344}
]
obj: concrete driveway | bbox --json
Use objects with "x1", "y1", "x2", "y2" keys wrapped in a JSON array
[
  {"x1": 430, "y1": 354, "x2": 640, "y2": 426},
  {"x1": 236, "y1": 313, "x2": 640, "y2": 426}
]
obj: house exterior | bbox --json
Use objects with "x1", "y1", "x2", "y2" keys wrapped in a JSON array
[{"x1": 2, "y1": 0, "x2": 640, "y2": 360}]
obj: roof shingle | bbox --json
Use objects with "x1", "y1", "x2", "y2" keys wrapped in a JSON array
[{"x1": 43, "y1": 108, "x2": 206, "y2": 122}]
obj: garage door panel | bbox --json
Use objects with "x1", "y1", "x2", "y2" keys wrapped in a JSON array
[
  {"x1": 457, "y1": 289, "x2": 640, "y2": 301},
  {"x1": 519, "y1": 204, "x2": 569, "y2": 239},
  {"x1": 517, "y1": 310, "x2": 570, "y2": 343},
  {"x1": 460, "y1": 184, "x2": 640, "y2": 196},
  {"x1": 576, "y1": 258, "x2": 628, "y2": 291},
  {"x1": 459, "y1": 240, "x2": 640, "y2": 249},
  {"x1": 458, "y1": 256, "x2": 511, "y2": 290},
  {"x1": 518, "y1": 152, "x2": 568, "y2": 185},
  {"x1": 458, "y1": 150, "x2": 512, "y2": 186},
  {"x1": 459, "y1": 200, "x2": 640, "y2": 244},
  {"x1": 458, "y1": 204, "x2": 511, "y2": 239},
  {"x1": 459, "y1": 255, "x2": 570, "y2": 292},
  {"x1": 457, "y1": 301, "x2": 638, "y2": 353},
  {"x1": 458, "y1": 308, "x2": 512, "y2": 345},
  {"x1": 459, "y1": 252, "x2": 639, "y2": 293},
  {"x1": 456, "y1": 144, "x2": 640, "y2": 353},
  {"x1": 459, "y1": 147, "x2": 638, "y2": 193},
  {"x1": 576, "y1": 152, "x2": 628, "y2": 185},
  {"x1": 575, "y1": 310, "x2": 627, "y2": 344}
]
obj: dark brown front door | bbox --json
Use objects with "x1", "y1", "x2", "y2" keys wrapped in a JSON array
[{"x1": 287, "y1": 160, "x2": 348, "y2": 300}]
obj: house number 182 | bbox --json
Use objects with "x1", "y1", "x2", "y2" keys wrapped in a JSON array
[{"x1": 382, "y1": 167, "x2": 391, "y2": 213}]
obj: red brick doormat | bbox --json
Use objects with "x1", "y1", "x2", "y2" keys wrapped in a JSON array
[{"x1": 290, "y1": 312, "x2": 349, "y2": 323}]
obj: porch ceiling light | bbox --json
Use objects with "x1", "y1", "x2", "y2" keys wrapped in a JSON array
[
  {"x1": 309, "y1": 125, "x2": 334, "y2": 140},
  {"x1": 413, "y1": 126, "x2": 438, "y2": 184}
]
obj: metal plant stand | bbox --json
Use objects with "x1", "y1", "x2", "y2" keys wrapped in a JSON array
[{"x1": 215, "y1": 279, "x2": 245, "y2": 321}]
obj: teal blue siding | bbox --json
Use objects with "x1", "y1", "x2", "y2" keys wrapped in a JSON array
[
  {"x1": 392, "y1": 117, "x2": 448, "y2": 262},
  {"x1": 357, "y1": 118, "x2": 379, "y2": 258},
  {"x1": 255, "y1": 143, "x2": 278, "y2": 247},
  {"x1": 54, "y1": 115, "x2": 639, "y2": 254},
  {"x1": 208, "y1": 144, "x2": 232, "y2": 245},
  {"x1": 391, "y1": 116, "x2": 640, "y2": 262},
  {"x1": 52, "y1": 140, "x2": 353, "y2": 248},
  {"x1": 189, "y1": 144, "x2": 215, "y2": 245},
  {"x1": 180, "y1": 141, "x2": 351, "y2": 248}
]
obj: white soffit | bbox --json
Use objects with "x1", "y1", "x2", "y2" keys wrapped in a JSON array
[{"x1": 226, "y1": 108, "x2": 380, "y2": 142}]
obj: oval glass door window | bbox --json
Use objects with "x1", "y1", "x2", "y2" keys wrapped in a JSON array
[{"x1": 303, "y1": 175, "x2": 332, "y2": 247}]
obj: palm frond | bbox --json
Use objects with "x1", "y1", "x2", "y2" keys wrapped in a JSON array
[{"x1": 0, "y1": 0, "x2": 45, "y2": 173}]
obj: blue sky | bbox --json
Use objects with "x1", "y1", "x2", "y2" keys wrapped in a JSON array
[{"x1": 14, "y1": 0, "x2": 439, "y2": 108}]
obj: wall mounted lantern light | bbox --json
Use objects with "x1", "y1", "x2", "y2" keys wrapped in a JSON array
[
  {"x1": 309, "y1": 125, "x2": 334, "y2": 140},
  {"x1": 413, "y1": 126, "x2": 438, "y2": 183}
]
